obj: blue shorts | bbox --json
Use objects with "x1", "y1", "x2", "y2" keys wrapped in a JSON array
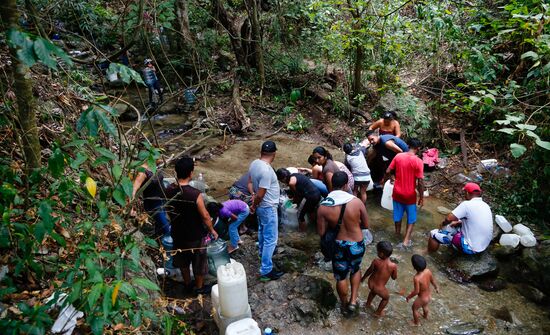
[
  {"x1": 392, "y1": 200, "x2": 417, "y2": 224},
  {"x1": 332, "y1": 240, "x2": 366, "y2": 281}
]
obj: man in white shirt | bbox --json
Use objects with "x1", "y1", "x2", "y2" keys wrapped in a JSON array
[{"x1": 428, "y1": 183, "x2": 493, "y2": 254}]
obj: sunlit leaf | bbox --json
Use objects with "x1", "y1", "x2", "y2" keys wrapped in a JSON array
[
  {"x1": 112, "y1": 281, "x2": 121, "y2": 306},
  {"x1": 132, "y1": 278, "x2": 160, "y2": 291},
  {"x1": 535, "y1": 139, "x2": 550, "y2": 150},
  {"x1": 521, "y1": 51, "x2": 539, "y2": 60},
  {"x1": 86, "y1": 177, "x2": 97, "y2": 198},
  {"x1": 510, "y1": 143, "x2": 527, "y2": 158}
]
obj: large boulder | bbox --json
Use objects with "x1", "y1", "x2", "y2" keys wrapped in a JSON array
[
  {"x1": 511, "y1": 240, "x2": 550, "y2": 296},
  {"x1": 249, "y1": 274, "x2": 337, "y2": 329},
  {"x1": 436, "y1": 250, "x2": 498, "y2": 283}
]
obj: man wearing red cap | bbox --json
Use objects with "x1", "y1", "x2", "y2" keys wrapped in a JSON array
[{"x1": 427, "y1": 183, "x2": 493, "y2": 254}]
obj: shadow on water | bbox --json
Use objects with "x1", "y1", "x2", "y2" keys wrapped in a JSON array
[{"x1": 140, "y1": 123, "x2": 549, "y2": 334}]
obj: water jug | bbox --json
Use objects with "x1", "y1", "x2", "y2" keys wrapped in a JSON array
[
  {"x1": 499, "y1": 234, "x2": 520, "y2": 248},
  {"x1": 520, "y1": 235, "x2": 536, "y2": 247},
  {"x1": 207, "y1": 239, "x2": 230, "y2": 276},
  {"x1": 281, "y1": 205, "x2": 299, "y2": 230},
  {"x1": 512, "y1": 224, "x2": 533, "y2": 237},
  {"x1": 214, "y1": 304, "x2": 252, "y2": 335},
  {"x1": 494, "y1": 215, "x2": 513, "y2": 233},
  {"x1": 226, "y1": 318, "x2": 261, "y2": 335},
  {"x1": 217, "y1": 261, "x2": 248, "y2": 318},
  {"x1": 161, "y1": 235, "x2": 175, "y2": 270},
  {"x1": 211, "y1": 284, "x2": 220, "y2": 312},
  {"x1": 381, "y1": 180, "x2": 394, "y2": 211}
]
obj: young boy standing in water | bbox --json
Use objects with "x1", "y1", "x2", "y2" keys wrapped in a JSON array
[
  {"x1": 361, "y1": 241, "x2": 397, "y2": 316},
  {"x1": 406, "y1": 254, "x2": 439, "y2": 325}
]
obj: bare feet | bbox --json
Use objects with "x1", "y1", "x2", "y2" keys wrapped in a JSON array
[
  {"x1": 228, "y1": 246, "x2": 239, "y2": 254},
  {"x1": 374, "y1": 310, "x2": 386, "y2": 317},
  {"x1": 238, "y1": 240, "x2": 244, "y2": 245}
]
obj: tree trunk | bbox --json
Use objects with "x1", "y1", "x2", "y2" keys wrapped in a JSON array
[
  {"x1": 176, "y1": 0, "x2": 195, "y2": 47},
  {"x1": 352, "y1": 45, "x2": 364, "y2": 98},
  {"x1": 245, "y1": 0, "x2": 265, "y2": 92},
  {"x1": 211, "y1": 0, "x2": 248, "y2": 72},
  {"x1": 1, "y1": 0, "x2": 41, "y2": 172},
  {"x1": 231, "y1": 75, "x2": 250, "y2": 131}
]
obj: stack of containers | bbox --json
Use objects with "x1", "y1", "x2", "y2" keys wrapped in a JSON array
[
  {"x1": 211, "y1": 262, "x2": 256, "y2": 335},
  {"x1": 497, "y1": 215, "x2": 537, "y2": 248}
]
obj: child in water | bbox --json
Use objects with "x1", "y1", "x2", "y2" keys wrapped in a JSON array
[
  {"x1": 406, "y1": 254, "x2": 439, "y2": 325},
  {"x1": 361, "y1": 241, "x2": 397, "y2": 317}
]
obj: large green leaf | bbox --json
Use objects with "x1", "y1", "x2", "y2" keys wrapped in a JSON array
[
  {"x1": 535, "y1": 139, "x2": 550, "y2": 150},
  {"x1": 7, "y1": 29, "x2": 36, "y2": 67},
  {"x1": 121, "y1": 176, "x2": 133, "y2": 198},
  {"x1": 33, "y1": 38, "x2": 57, "y2": 69},
  {"x1": 132, "y1": 277, "x2": 160, "y2": 291},
  {"x1": 510, "y1": 143, "x2": 527, "y2": 158},
  {"x1": 93, "y1": 108, "x2": 118, "y2": 137},
  {"x1": 521, "y1": 51, "x2": 539, "y2": 60},
  {"x1": 112, "y1": 188, "x2": 126, "y2": 206},
  {"x1": 87, "y1": 283, "x2": 103, "y2": 309}
]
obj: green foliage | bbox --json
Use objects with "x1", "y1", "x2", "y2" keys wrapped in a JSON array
[
  {"x1": 7, "y1": 29, "x2": 73, "y2": 69},
  {"x1": 0, "y1": 103, "x2": 174, "y2": 334},
  {"x1": 107, "y1": 63, "x2": 145, "y2": 85},
  {"x1": 287, "y1": 113, "x2": 311, "y2": 132}
]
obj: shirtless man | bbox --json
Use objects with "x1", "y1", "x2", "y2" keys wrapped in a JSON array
[
  {"x1": 406, "y1": 254, "x2": 439, "y2": 325},
  {"x1": 317, "y1": 171, "x2": 369, "y2": 315},
  {"x1": 361, "y1": 241, "x2": 397, "y2": 317},
  {"x1": 369, "y1": 111, "x2": 401, "y2": 137}
]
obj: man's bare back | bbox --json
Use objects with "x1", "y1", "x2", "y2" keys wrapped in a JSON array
[{"x1": 317, "y1": 198, "x2": 368, "y2": 242}]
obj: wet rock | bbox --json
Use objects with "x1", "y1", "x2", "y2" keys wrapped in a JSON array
[
  {"x1": 492, "y1": 245, "x2": 520, "y2": 259},
  {"x1": 272, "y1": 246, "x2": 308, "y2": 273},
  {"x1": 249, "y1": 274, "x2": 336, "y2": 329},
  {"x1": 512, "y1": 242, "x2": 550, "y2": 295},
  {"x1": 516, "y1": 284, "x2": 549, "y2": 305},
  {"x1": 491, "y1": 306, "x2": 523, "y2": 327},
  {"x1": 477, "y1": 278, "x2": 507, "y2": 292},
  {"x1": 116, "y1": 103, "x2": 137, "y2": 121},
  {"x1": 158, "y1": 101, "x2": 179, "y2": 114},
  {"x1": 440, "y1": 251, "x2": 498, "y2": 283},
  {"x1": 492, "y1": 223, "x2": 502, "y2": 242},
  {"x1": 446, "y1": 322, "x2": 483, "y2": 335}
]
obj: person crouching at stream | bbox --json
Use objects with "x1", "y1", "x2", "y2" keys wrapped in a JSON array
[
  {"x1": 207, "y1": 200, "x2": 250, "y2": 253},
  {"x1": 165, "y1": 157, "x2": 218, "y2": 295},
  {"x1": 317, "y1": 171, "x2": 369, "y2": 316},
  {"x1": 276, "y1": 168, "x2": 321, "y2": 232}
]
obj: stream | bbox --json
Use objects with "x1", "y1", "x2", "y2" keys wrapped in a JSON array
[{"x1": 126, "y1": 113, "x2": 550, "y2": 335}]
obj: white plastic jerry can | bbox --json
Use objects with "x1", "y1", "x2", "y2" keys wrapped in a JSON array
[{"x1": 380, "y1": 180, "x2": 394, "y2": 211}]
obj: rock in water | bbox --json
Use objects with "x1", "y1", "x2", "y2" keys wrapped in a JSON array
[
  {"x1": 442, "y1": 251, "x2": 498, "y2": 282},
  {"x1": 446, "y1": 322, "x2": 483, "y2": 335},
  {"x1": 516, "y1": 284, "x2": 549, "y2": 305},
  {"x1": 477, "y1": 278, "x2": 507, "y2": 292}
]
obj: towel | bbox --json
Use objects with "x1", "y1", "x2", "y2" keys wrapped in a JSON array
[{"x1": 320, "y1": 190, "x2": 355, "y2": 207}]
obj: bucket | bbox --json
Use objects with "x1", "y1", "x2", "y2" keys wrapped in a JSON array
[
  {"x1": 380, "y1": 180, "x2": 394, "y2": 211},
  {"x1": 207, "y1": 239, "x2": 230, "y2": 276}
]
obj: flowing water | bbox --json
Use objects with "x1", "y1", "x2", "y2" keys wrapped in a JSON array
[{"x1": 129, "y1": 114, "x2": 550, "y2": 334}]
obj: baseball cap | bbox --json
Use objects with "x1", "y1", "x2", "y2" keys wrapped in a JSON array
[
  {"x1": 463, "y1": 182, "x2": 481, "y2": 193},
  {"x1": 261, "y1": 140, "x2": 277, "y2": 153},
  {"x1": 383, "y1": 111, "x2": 393, "y2": 119}
]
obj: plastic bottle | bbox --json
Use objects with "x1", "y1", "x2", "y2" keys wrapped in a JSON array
[
  {"x1": 499, "y1": 234, "x2": 520, "y2": 248},
  {"x1": 494, "y1": 215, "x2": 513, "y2": 233},
  {"x1": 512, "y1": 224, "x2": 533, "y2": 237},
  {"x1": 520, "y1": 235, "x2": 537, "y2": 247},
  {"x1": 264, "y1": 328, "x2": 273, "y2": 335},
  {"x1": 161, "y1": 235, "x2": 175, "y2": 270},
  {"x1": 380, "y1": 180, "x2": 394, "y2": 211},
  {"x1": 225, "y1": 318, "x2": 261, "y2": 335}
]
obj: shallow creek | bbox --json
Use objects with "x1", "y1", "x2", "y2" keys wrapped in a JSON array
[{"x1": 131, "y1": 114, "x2": 550, "y2": 334}]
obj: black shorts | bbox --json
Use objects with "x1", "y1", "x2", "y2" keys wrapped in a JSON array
[{"x1": 173, "y1": 239, "x2": 208, "y2": 276}]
